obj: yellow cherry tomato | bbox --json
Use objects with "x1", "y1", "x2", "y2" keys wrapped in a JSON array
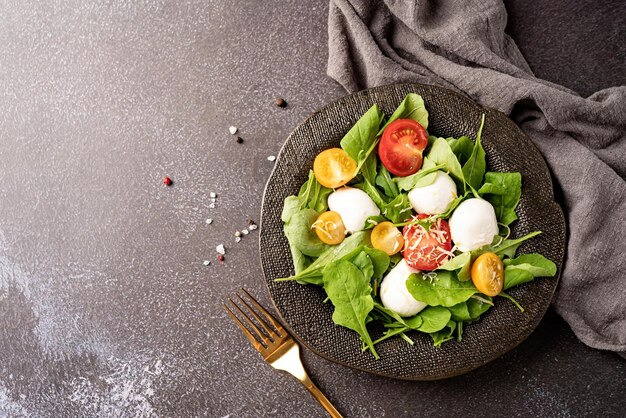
[
  {"x1": 371, "y1": 221, "x2": 405, "y2": 255},
  {"x1": 470, "y1": 252, "x2": 504, "y2": 297},
  {"x1": 313, "y1": 148, "x2": 357, "y2": 188},
  {"x1": 312, "y1": 211, "x2": 346, "y2": 245}
]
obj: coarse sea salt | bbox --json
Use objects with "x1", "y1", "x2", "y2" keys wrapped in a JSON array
[
  {"x1": 249, "y1": 224, "x2": 258, "y2": 230},
  {"x1": 267, "y1": 155, "x2": 276, "y2": 162},
  {"x1": 241, "y1": 229, "x2": 249, "y2": 235},
  {"x1": 203, "y1": 260, "x2": 211, "y2": 266},
  {"x1": 235, "y1": 237, "x2": 241, "y2": 243},
  {"x1": 216, "y1": 244, "x2": 225, "y2": 255},
  {"x1": 229, "y1": 126, "x2": 238, "y2": 135},
  {"x1": 209, "y1": 203, "x2": 216, "y2": 209},
  {"x1": 205, "y1": 218, "x2": 213, "y2": 225},
  {"x1": 210, "y1": 192, "x2": 217, "y2": 198}
]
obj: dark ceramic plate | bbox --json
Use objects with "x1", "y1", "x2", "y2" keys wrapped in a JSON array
[{"x1": 259, "y1": 83, "x2": 566, "y2": 380}]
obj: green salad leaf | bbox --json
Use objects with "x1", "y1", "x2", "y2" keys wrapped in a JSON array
[
  {"x1": 283, "y1": 209, "x2": 329, "y2": 257},
  {"x1": 323, "y1": 259, "x2": 379, "y2": 358},
  {"x1": 340, "y1": 104, "x2": 384, "y2": 183},
  {"x1": 381, "y1": 92, "x2": 429, "y2": 132},
  {"x1": 375, "y1": 165, "x2": 399, "y2": 199},
  {"x1": 297, "y1": 170, "x2": 333, "y2": 213},
  {"x1": 414, "y1": 306, "x2": 451, "y2": 333},
  {"x1": 426, "y1": 137, "x2": 465, "y2": 187},
  {"x1": 381, "y1": 193, "x2": 413, "y2": 224},
  {"x1": 406, "y1": 271, "x2": 478, "y2": 307},
  {"x1": 461, "y1": 114, "x2": 486, "y2": 191},
  {"x1": 447, "y1": 136, "x2": 474, "y2": 165},
  {"x1": 438, "y1": 251, "x2": 472, "y2": 281},
  {"x1": 276, "y1": 231, "x2": 371, "y2": 284},
  {"x1": 430, "y1": 320, "x2": 457, "y2": 347},
  {"x1": 448, "y1": 296, "x2": 492, "y2": 321},
  {"x1": 479, "y1": 172, "x2": 522, "y2": 226},
  {"x1": 487, "y1": 231, "x2": 541, "y2": 258},
  {"x1": 394, "y1": 160, "x2": 445, "y2": 192},
  {"x1": 504, "y1": 254, "x2": 557, "y2": 289}
]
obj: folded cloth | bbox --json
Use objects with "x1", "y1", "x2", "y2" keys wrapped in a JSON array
[{"x1": 327, "y1": 0, "x2": 626, "y2": 355}]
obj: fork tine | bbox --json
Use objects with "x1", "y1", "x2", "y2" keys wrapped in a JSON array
[
  {"x1": 240, "y1": 288, "x2": 284, "y2": 336},
  {"x1": 235, "y1": 293, "x2": 277, "y2": 340},
  {"x1": 228, "y1": 298, "x2": 272, "y2": 346},
  {"x1": 223, "y1": 303, "x2": 264, "y2": 351}
]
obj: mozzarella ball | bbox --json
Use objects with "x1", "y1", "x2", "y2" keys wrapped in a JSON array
[
  {"x1": 327, "y1": 187, "x2": 380, "y2": 233},
  {"x1": 408, "y1": 171, "x2": 457, "y2": 215},
  {"x1": 449, "y1": 198, "x2": 499, "y2": 252},
  {"x1": 380, "y1": 259, "x2": 427, "y2": 317}
]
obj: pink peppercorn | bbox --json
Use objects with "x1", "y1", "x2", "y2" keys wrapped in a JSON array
[{"x1": 163, "y1": 177, "x2": 172, "y2": 186}]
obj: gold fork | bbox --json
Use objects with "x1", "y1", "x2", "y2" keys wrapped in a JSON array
[{"x1": 224, "y1": 289, "x2": 343, "y2": 418}]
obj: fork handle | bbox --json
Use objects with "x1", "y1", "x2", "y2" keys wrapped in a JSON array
[{"x1": 300, "y1": 374, "x2": 343, "y2": 418}]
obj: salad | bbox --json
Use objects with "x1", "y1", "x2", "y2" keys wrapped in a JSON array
[{"x1": 277, "y1": 93, "x2": 557, "y2": 359}]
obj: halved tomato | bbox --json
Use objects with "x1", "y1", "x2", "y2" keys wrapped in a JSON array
[
  {"x1": 470, "y1": 252, "x2": 504, "y2": 296},
  {"x1": 402, "y1": 214, "x2": 452, "y2": 271},
  {"x1": 312, "y1": 211, "x2": 346, "y2": 245},
  {"x1": 378, "y1": 119, "x2": 428, "y2": 177},
  {"x1": 371, "y1": 221, "x2": 404, "y2": 255},
  {"x1": 313, "y1": 148, "x2": 357, "y2": 188}
]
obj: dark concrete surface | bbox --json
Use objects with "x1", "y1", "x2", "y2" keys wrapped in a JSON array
[{"x1": 0, "y1": 1, "x2": 624, "y2": 417}]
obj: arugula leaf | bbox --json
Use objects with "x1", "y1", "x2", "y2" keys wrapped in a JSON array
[
  {"x1": 323, "y1": 260, "x2": 379, "y2": 358},
  {"x1": 429, "y1": 321, "x2": 457, "y2": 347},
  {"x1": 282, "y1": 171, "x2": 332, "y2": 223},
  {"x1": 286, "y1": 240, "x2": 313, "y2": 275},
  {"x1": 487, "y1": 231, "x2": 542, "y2": 258},
  {"x1": 297, "y1": 170, "x2": 332, "y2": 213},
  {"x1": 276, "y1": 231, "x2": 371, "y2": 283},
  {"x1": 394, "y1": 161, "x2": 445, "y2": 192},
  {"x1": 282, "y1": 195, "x2": 304, "y2": 223},
  {"x1": 406, "y1": 271, "x2": 478, "y2": 307},
  {"x1": 447, "y1": 136, "x2": 474, "y2": 165},
  {"x1": 372, "y1": 302, "x2": 419, "y2": 329},
  {"x1": 350, "y1": 252, "x2": 375, "y2": 283},
  {"x1": 360, "y1": 247, "x2": 390, "y2": 281},
  {"x1": 503, "y1": 253, "x2": 557, "y2": 289},
  {"x1": 340, "y1": 104, "x2": 384, "y2": 181},
  {"x1": 381, "y1": 93, "x2": 429, "y2": 132},
  {"x1": 467, "y1": 296, "x2": 493, "y2": 318},
  {"x1": 283, "y1": 209, "x2": 329, "y2": 257},
  {"x1": 479, "y1": 172, "x2": 522, "y2": 226},
  {"x1": 381, "y1": 193, "x2": 413, "y2": 223},
  {"x1": 354, "y1": 180, "x2": 387, "y2": 210},
  {"x1": 461, "y1": 114, "x2": 486, "y2": 191},
  {"x1": 426, "y1": 137, "x2": 465, "y2": 187},
  {"x1": 375, "y1": 165, "x2": 399, "y2": 199},
  {"x1": 448, "y1": 296, "x2": 492, "y2": 321},
  {"x1": 414, "y1": 306, "x2": 451, "y2": 333},
  {"x1": 437, "y1": 251, "x2": 472, "y2": 281}
]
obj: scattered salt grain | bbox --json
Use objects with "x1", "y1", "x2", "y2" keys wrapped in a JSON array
[
  {"x1": 203, "y1": 260, "x2": 211, "y2": 266},
  {"x1": 267, "y1": 155, "x2": 276, "y2": 162},
  {"x1": 241, "y1": 229, "x2": 249, "y2": 235},
  {"x1": 229, "y1": 126, "x2": 238, "y2": 135},
  {"x1": 235, "y1": 237, "x2": 241, "y2": 243},
  {"x1": 249, "y1": 223, "x2": 258, "y2": 231},
  {"x1": 216, "y1": 244, "x2": 225, "y2": 255},
  {"x1": 209, "y1": 203, "x2": 216, "y2": 209},
  {"x1": 205, "y1": 218, "x2": 213, "y2": 225},
  {"x1": 210, "y1": 192, "x2": 217, "y2": 198}
]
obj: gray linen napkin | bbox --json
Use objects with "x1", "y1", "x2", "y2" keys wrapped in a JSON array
[{"x1": 327, "y1": 0, "x2": 626, "y2": 355}]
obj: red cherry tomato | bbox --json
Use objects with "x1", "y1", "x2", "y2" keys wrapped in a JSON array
[
  {"x1": 402, "y1": 214, "x2": 452, "y2": 271},
  {"x1": 378, "y1": 119, "x2": 428, "y2": 177}
]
